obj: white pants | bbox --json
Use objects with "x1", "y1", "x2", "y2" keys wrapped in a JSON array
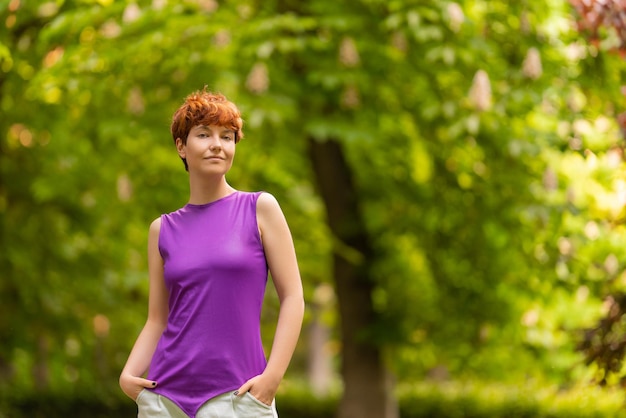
[{"x1": 136, "y1": 389, "x2": 278, "y2": 418}]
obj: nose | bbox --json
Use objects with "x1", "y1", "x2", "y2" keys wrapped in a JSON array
[{"x1": 208, "y1": 135, "x2": 222, "y2": 151}]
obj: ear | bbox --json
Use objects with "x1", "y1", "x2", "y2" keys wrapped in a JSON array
[{"x1": 175, "y1": 138, "x2": 186, "y2": 158}]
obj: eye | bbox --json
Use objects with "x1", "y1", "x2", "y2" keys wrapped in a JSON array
[{"x1": 222, "y1": 134, "x2": 234, "y2": 141}]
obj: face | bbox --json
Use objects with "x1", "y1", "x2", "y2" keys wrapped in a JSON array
[{"x1": 176, "y1": 125, "x2": 236, "y2": 175}]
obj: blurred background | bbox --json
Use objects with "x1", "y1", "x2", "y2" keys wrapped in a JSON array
[{"x1": 3, "y1": 0, "x2": 626, "y2": 417}]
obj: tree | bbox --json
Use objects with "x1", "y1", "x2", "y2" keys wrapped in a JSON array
[
  {"x1": 3, "y1": 1, "x2": 626, "y2": 417},
  {"x1": 567, "y1": 0, "x2": 626, "y2": 387}
]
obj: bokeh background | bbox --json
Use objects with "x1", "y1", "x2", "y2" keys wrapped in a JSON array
[{"x1": 4, "y1": 0, "x2": 626, "y2": 417}]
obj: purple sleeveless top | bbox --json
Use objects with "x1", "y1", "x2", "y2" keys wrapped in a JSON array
[{"x1": 147, "y1": 191, "x2": 268, "y2": 417}]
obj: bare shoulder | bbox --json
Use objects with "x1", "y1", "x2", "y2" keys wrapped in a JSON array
[
  {"x1": 257, "y1": 192, "x2": 281, "y2": 214},
  {"x1": 148, "y1": 217, "x2": 162, "y2": 244},
  {"x1": 147, "y1": 217, "x2": 163, "y2": 262},
  {"x1": 256, "y1": 192, "x2": 288, "y2": 236},
  {"x1": 149, "y1": 217, "x2": 162, "y2": 233}
]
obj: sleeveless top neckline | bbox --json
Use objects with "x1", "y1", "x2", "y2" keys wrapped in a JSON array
[{"x1": 184, "y1": 190, "x2": 238, "y2": 209}]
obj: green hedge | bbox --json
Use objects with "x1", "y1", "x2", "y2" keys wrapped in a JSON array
[
  {"x1": 1, "y1": 382, "x2": 624, "y2": 418},
  {"x1": 395, "y1": 382, "x2": 626, "y2": 418}
]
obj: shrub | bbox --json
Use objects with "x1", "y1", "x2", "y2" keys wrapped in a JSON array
[{"x1": 1, "y1": 381, "x2": 624, "y2": 418}]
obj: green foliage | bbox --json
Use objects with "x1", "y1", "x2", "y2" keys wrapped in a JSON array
[
  {"x1": 397, "y1": 381, "x2": 626, "y2": 418},
  {"x1": 3, "y1": 0, "x2": 626, "y2": 409},
  {"x1": 1, "y1": 381, "x2": 624, "y2": 418}
]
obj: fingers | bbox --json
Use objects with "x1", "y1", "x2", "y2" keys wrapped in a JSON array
[
  {"x1": 121, "y1": 373, "x2": 157, "y2": 386},
  {"x1": 235, "y1": 374, "x2": 263, "y2": 396},
  {"x1": 120, "y1": 373, "x2": 157, "y2": 400},
  {"x1": 120, "y1": 374, "x2": 157, "y2": 400},
  {"x1": 139, "y1": 377, "x2": 158, "y2": 388},
  {"x1": 125, "y1": 374, "x2": 157, "y2": 388},
  {"x1": 234, "y1": 375, "x2": 274, "y2": 405},
  {"x1": 234, "y1": 380, "x2": 253, "y2": 397}
]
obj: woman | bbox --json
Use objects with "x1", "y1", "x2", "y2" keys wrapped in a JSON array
[{"x1": 119, "y1": 89, "x2": 305, "y2": 418}]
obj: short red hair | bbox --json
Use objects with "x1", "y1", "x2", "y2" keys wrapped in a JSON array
[{"x1": 170, "y1": 89, "x2": 244, "y2": 170}]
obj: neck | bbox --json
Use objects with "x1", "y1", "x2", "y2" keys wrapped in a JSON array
[{"x1": 187, "y1": 174, "x2": 235, "y2": 205}]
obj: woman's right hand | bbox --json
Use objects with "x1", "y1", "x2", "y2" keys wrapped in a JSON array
[{"x1": 119, "y1": 372, "x2": 157, "y2": 401}]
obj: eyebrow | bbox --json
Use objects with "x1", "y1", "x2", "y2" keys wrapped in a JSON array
[{"x1": 196, "y1": 126, "x2": 235, "y2": 134}]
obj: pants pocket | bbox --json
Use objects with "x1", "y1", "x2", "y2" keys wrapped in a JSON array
[
  {"x1": 233, "y1": 392, "x2": 277, "y2": 417},
  {"x1": 135, "y1": 389, "x2": 146, "y2": 404},
  {"x1": 245, "y1": 392, "x2": 272, "y2": 408}
]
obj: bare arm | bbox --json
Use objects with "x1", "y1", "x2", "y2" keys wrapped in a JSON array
[
  {"x1": 236, "y1": 193, "x2": 305, "y2": 404},
  {"x1": 119, "y1": 217, "x2": 169, "y2": 400}
]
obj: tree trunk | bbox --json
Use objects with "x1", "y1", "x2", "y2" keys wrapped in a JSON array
[
  {"x1": 308, "y1": 137, "x2": 398, "y2": 418},
  {"x1": 33, "y1": 335, "x2": 49, "y2": 390},
  {"x1": 307, "y1": 307, "x2": 333, "y2": 397}
]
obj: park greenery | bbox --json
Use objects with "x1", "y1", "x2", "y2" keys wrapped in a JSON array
[{"x1": 3, "y1": 0, "x2": 626, "y2": 416}]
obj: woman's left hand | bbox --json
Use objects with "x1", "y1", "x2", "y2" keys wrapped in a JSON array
[{"x1": 235, "y1": 373, "x2": 279, "y2": 406}]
